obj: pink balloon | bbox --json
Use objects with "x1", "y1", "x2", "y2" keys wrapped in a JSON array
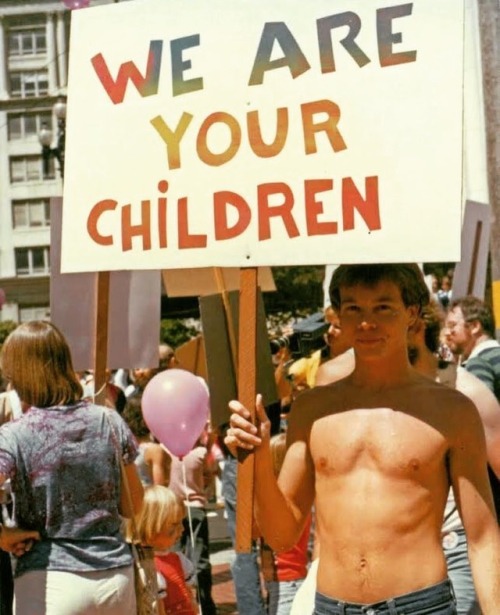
[
  {"x1": 62, "y1": 0, "x2": 90, "y2": 9},
  {"x1": 142, "y1": 369, "x2": 209, "y2": 458}
]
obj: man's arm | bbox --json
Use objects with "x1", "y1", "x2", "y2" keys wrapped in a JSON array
[
  {"x1": 119, "y1": 462, "x2": 144, "y2": 517},
  {"x1": 227, "y1": 394, "x2": 314, "y2": 552},
  {"x1": 456, "y1": 367, "x2": 500, "y2": 478},
  {"x1": 145, "y1": 444, "x2": 171, "y2": 486},
  {"x1": 0, "y1": 525, "x2": 40, "y2": 556},
  {"x1": 466, "y1": 356, "x2": 496, "y2": 395},
  {"x1": 449, "y1": 396, "x2": 500, "y2": 614},
  {"x1": 0, "y1": 472, "x2": 40, "y2": 556}
]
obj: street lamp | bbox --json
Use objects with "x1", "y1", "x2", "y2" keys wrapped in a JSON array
[{"x1": 38, "y1": 99, "x2": 67, "y2": 179}]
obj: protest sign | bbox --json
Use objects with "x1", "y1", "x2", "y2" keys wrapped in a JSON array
[
  {"x1": 62, "y1": 0, "x2": 464, "y2": 273},
  {"x1": 50, "y1": 198, "x2": 161, "y2": 372},
  {"x1": 451, "y1": 200, "x2": 491, "y2": 301}
]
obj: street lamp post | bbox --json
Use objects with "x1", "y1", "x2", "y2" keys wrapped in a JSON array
[{"x1": 38, "y1": 99, "x2": 67, "y2": 179}]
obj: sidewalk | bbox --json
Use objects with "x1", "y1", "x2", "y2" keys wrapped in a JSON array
[
  {"x1": 211, "y1": 547, "x2": 237, "y2": 614},
  {"x1": 208, "y1": 507, "x2": 238, "y2": 614}
]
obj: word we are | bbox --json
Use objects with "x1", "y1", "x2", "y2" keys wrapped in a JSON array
[{"x1": 91, "y1": 4, "x2": 416, "y2": 104}]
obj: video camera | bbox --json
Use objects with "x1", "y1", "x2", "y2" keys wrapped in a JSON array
[{"x1": 269, "y1": 312, "x2": 329, "y2": 360}]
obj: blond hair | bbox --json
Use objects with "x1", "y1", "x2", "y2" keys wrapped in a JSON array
[{"x1": 127, "y1": 485, "x2": 185, "y2": 545}]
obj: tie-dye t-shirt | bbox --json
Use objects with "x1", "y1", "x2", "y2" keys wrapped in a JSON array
[{"x1": 0, "y1": 401, "x2": 138, "y2": 578}]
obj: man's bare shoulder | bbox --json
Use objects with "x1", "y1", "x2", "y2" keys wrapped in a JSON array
[
  {"x1": 286, "y1": 377, "x2": 350, "y2": 431},
  {"x1": 415, "y1": 372, "x2": 484, "y2": 433},
  {"x1": 412, "y1": 370, "x2": 476, "y2": 405},
  {"x1": 315, "y1": 349, "x2": 355, "y2": 386}
]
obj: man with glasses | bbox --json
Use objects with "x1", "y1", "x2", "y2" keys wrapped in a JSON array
[
  {"x1": 445, "y1": 296, "x2": 500, "y2": 399},
  {"x1": 445, "y1": 296, "x2": 500, "y2": 523}
]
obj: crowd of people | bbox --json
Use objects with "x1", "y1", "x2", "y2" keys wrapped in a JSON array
[{"x1": 0, "y1": 263, "x2": 499, "y2": 614}]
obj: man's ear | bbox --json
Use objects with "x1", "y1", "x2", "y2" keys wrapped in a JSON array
[
  {"x1": 407, "y1": 305, "x2": 420, "y2": 330},
  {"x1": 468, "y1": 319, "x2": 482, "y2": 336}
]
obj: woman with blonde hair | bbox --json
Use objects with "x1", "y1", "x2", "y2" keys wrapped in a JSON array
[
  {"x1": 0, "y1": 321, "x2": 143, "y2": 614},
  {"x1": 129, "y1": 485, "x2": 197, "y2": 615}
]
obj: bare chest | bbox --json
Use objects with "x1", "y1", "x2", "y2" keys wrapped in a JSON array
[{"x1": 310, "y1": 407, "x2": 448, "y2": 479}]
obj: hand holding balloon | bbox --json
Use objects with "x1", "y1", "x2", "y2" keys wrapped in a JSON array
[{"x1": 141, "y1": 369, "x2": 209, "y2": 458}]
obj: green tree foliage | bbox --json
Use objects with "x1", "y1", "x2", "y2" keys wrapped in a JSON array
[
  {"x1": 264, "y1": 266, "x2": 326, "y2": 315},
  {"x1": 0, "y1": 321, "x2": 17, "y2": 352},
  {"x1": 160, "y1": 319, "x2": 198, "y2": 348}
]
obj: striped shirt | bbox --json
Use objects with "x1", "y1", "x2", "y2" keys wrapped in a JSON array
[{"x1": 463, "y1": 340, "x2": 500, "y2": 400}]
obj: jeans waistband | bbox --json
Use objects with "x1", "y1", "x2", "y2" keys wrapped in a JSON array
[{"x1": 314, "y1": 579, "x2": 455, "y2": 614}]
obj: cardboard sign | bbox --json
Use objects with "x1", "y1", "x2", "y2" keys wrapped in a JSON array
[
  {"x1": 162, "y1": 267, "x2": 275, "y2": 297},
  {"x1": 62, "y1": 0, "x2": 464, "y2": 273},
  {"x1": 451, "y1": 200, "x2": 491, "y2": 301},
  {"x1": 176, "y1": 335, "x2": 208, "y2": 381},
  {"x1": 50, "y1": 198, "x2": 162, "y2": 371},
  {"x1": 200, "y1": 289, "x2": 278, "y2": 427}
]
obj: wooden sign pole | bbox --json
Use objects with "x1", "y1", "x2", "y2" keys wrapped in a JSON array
[
  {"x1": 235, "y1": 267, "x2": 258, "y2": 552},
  {"x1": 93, "y1": 271, "x2": 110, "y2": 406},
  {"x1": 467, "y1": 220, "x2": 483, "y2": 294}
]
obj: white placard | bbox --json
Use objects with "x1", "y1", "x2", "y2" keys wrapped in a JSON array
[{"x1": 62, "y1": 0, "x2": 464, "y2": 272}]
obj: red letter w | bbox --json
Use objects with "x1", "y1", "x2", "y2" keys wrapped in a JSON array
[{"x1": 91, "y1": 40, "x2": 163, "y2": 105}]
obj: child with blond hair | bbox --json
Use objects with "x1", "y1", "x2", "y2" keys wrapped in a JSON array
[{"x1": 129, "y1": 485, "x2": 197, "y2": 615}]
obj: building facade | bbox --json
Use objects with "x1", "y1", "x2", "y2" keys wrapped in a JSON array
[{"x1": 0, "y1": 0, "x2": 115, "y2": 323}]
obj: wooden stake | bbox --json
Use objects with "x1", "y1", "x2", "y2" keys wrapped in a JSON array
[
  {"x1": 235, "y1": 267, "x2": 258, "y2": 553},
  {"x1": 93, "y1": 271, "x2": 110, "y2": 406}
]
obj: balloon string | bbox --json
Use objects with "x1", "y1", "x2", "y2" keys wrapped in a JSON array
[
  {"x1": 182, "y1": 460, "x2": 196, "y2": 550},
  {"x1": 181, "y1": 459, "x2": 203, "y2": 615},
  {"x1": 91, "y1": 381, "x2": 107, "y2": 405}
]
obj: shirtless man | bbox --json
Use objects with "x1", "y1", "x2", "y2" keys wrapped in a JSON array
[
  {"x1": 226, "y1": 264, "x2": 500, "y2": 614},
  {"x1": 292, "y1": 299, "x2": 500, "y2": 614}
]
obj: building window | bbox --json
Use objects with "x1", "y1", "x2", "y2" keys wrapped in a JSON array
[
  {"x1": 8, "y1": 26, "x2": 46, "y2": 57},
  {"x1": 19, "y1": 306, "x2": 50, "y2": 323},
  {"x1": 15, "y1": 247, "x2": 50, "y2": 277},
  {"x1": 10, "y1": 71, "x2": 49, "y2": 98},
  {"x1": 12, "y1": 199, "x2": 51, "y2": 229},
  {"x1": 8, "y1": 111, "x2": 52, "y2": 140},
  {"x1": 10, "y1": 155, "x2": 55, "y2": 182}
]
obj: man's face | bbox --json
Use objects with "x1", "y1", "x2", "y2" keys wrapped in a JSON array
[
  {"x1": 339, "y1": 280, "x2": 417, "y2": 360},
  {"x1": 444, "y1": 306, "x2": 474, "y2": 359},
  {"x1": 325, "y1": 310, "x2": 351, "y2": 358},
  {"x1": 132, "y1": 367, "x2": 157, "y2": 390}
]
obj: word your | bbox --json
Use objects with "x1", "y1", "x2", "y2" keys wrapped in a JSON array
[
  {"x1": 91, "y1": 4, "x2": 416, "y2": 104},
  {"x1": 151, "y1": 99, "x2": 347, "y2": 170},
  {"x1": 86, "y1": 176, "x2": 381, "y2": 251}
]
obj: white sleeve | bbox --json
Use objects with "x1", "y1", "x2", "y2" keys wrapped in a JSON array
[
  {"x1": 156, "y1": 570, "x2": 167, "y2": 599},
  {"x1": 177, "y1": 552, "x2": 197, "y2": 585}
]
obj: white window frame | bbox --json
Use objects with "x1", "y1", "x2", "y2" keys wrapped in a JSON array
[
  {"x1": 10, "y1": 70, "x2": 49, "y2": 98},
  {"x1": 10, "y1": 155, "x2": 55, "y2": 183},
  {"x1": 8, "y1": 111, "x2": 53, "y2": 141},
  {"x1": 12, "y1": 199, "x2": 51, "y2": 229},
  {"x1": 8, "y1": 26, "x2": 46, "y2": 57},
  {"x1": 15, "y1": 246, "x2": 50, "y2": 277}
]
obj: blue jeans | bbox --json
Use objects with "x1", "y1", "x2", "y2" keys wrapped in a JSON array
[
  {"x1": 314, "y1": 579, "x2": 457, "y2": 614},
  {"x1": 222, "y1": 456, "x2": 267, "y2": 615},
  {"x1": 267, "y1": 579, "x2": 304, "y2": 615},
  {"x1": 443, "y1": 528, "x2": 480, "y2": 615}
]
